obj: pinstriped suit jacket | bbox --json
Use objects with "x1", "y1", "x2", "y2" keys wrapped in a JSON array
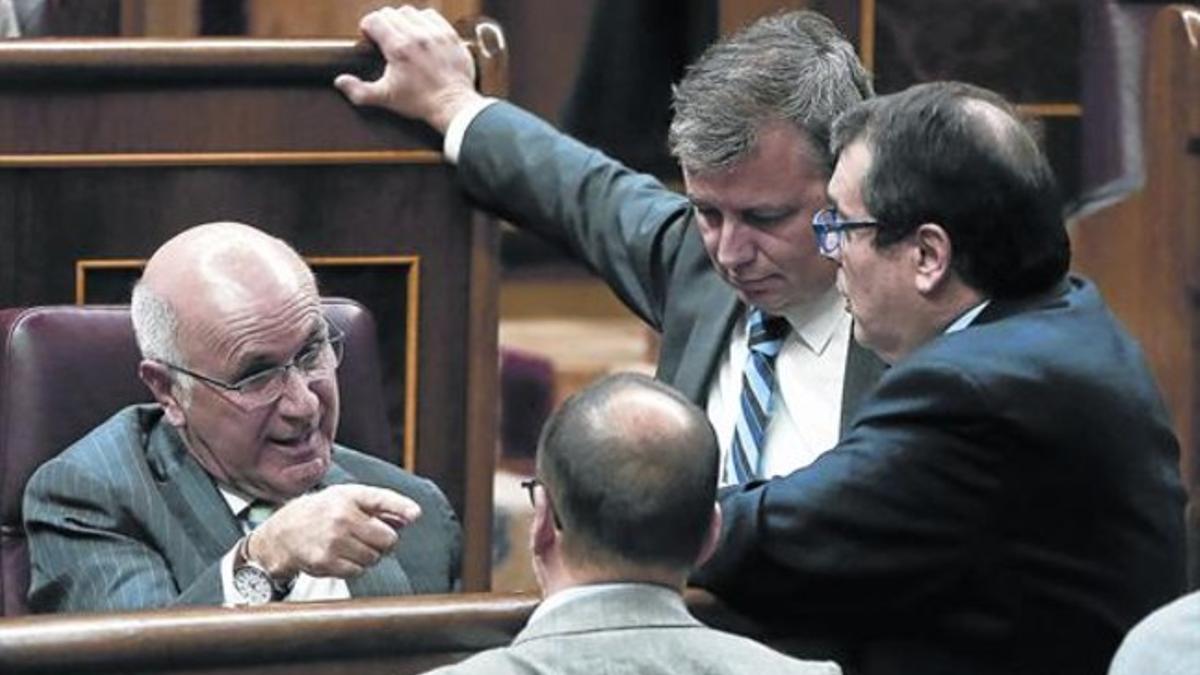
[
  {"x1": 456, "y1": 102, "x2": 885, "y2": 433},
  {"x1": 22, "y1": 404, "x2": 461, "y2": 613},
  {"x1": 426, "y1": 585, "x2": 842, "y2": 675}
]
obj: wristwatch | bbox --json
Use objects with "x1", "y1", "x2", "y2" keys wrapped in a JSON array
[{"x1": 232, "y1": 535, "x2": 293, "y2": 605}]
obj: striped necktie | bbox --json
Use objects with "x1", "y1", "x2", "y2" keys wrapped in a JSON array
[{"x1": 728, "y1": 309, "x2": 790, "y2": 483}]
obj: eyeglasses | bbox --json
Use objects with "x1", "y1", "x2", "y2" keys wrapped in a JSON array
[
  {"x1": 811, "y1": 207, "x2": 881, "y2": 258},
  {"x1": 520, "y1": 477, "x2": 563, "y2": 529},
  {"x1": 156, "y1": 318, "x2": 345, "y2": 411}
]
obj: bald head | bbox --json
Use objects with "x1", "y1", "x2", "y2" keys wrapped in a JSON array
[
  {"x1": 132, "y1": 222, "x2": 317, "y2": 366},
  {"x1": 537, "y1": 373, "x2": 719, "y2": 571}
]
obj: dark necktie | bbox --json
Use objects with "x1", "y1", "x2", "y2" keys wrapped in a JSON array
[{"x1": 728, "y1": 309, "x2": 789, "y2": 483}]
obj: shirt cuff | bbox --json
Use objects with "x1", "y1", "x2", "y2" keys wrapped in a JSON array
[
  {"x1": 220, "y1": 539, "x2": 243, "y2": 607},
  {"x1": 443, "y1": 96, "x2": 499, "y2": 164}
]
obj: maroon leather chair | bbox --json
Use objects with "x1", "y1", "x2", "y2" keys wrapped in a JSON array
[{"x1": 0, "y1": 299, "x2": 395, "y2": 616}]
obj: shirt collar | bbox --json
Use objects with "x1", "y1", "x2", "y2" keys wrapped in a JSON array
[
  {"x1": 776, "y1": 284, "x2": 848, "y2": 355},
  {"x1": 529, "y1": 582, "x2": 681, "y2": 625},
  {"x1": 218, "y1": 486, "x2": 253, "y2": 517},
  {"x1": 943, "y1": 299, "x2": 991, "y2": 334}
]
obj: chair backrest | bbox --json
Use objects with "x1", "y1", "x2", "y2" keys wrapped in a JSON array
[{"x1": 0, "y1": 298, "x2": 394, "y2": 616}]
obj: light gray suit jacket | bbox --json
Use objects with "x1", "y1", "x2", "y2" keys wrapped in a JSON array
[
  {"x1": 23, "y1": 404, "x2": 461, "y2": 613},
  {"x1": 1109, "y1": 589, "x2": 1200, "y2": 675},
  {"x1": 427, "y1": 585, "x2": 841, "y2": 675},
  {"x1": 457, "y1": 102, "x2": 884, "y2": 433}
]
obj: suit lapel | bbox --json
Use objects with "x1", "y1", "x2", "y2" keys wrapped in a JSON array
[
  {"x1": 839, "y1": 335, "x2": 887, "y2": 435},
  {"x1": 322, "y1": 460, "x2": 414, "y2": 597},
  {"x1": 672, "y1": 286, "x2": 741, "y2": 403},
  {"x1": 144, "y1": 412, "x2": 243, "y2": 572}
]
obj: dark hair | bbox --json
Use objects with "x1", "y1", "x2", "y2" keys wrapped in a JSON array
[
  {"x1": 669, "y1": 10, "x2": 873, "y2": 174},
  {"x1": 537, "y1": 373, "x2": 718, "y2": 570},
  {"x1": 831, "y1": 81, "x2": 1070, "y2": 298}
]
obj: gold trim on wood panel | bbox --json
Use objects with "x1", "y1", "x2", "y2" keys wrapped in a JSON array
[
  {"x1": 75, "y1": 254, "x2": 422, "y2": 470},
  {"x1": 306, "y1": 255, "x2": 422, "y2": 472},
  {"x1": 860, "y1": 0, "x2": 876, "y2": 73},
  {"x1": 1016, "y1": 103, "x2": 1083, "y2": 118},
  {"x1": 0, "y1": 150, "x2": 443, "y2": 168},
  {"x1": 75, "y1": 258, "x2": 146, "y2": 303}
]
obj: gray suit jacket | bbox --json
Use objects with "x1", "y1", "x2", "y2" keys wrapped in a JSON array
[
  {"x1": 1109, "y1": 589, "x2": 1200, "y2": 675},
  {"x1": 458, "y1": 102, "x2": 884, "y2": 433},
  {"x1": 23, "y1": 404, "x2": 461, "y2": 613},
  {"x1": 427, "y1": 585, "x2": 842, "y2": 675}
]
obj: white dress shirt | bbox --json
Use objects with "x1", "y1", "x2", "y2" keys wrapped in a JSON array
[
  {"x1": 444, "y1": 96, "x2": 500, "y2": 164},
  {"x1": 707, "y1": 286, "x2": 853, "y2": 485},
  {"x1": 944, "y1": 300, "x2": 990, "y2": 334},
  {"x1": 219, "y1": 488, "x2": 349, "y2": 606}
]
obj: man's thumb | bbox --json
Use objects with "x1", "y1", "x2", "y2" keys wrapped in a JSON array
[{"x1": 334, "y1": 74, "x2": 378, "y2": 106}]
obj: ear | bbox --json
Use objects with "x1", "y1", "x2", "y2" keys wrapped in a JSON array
[
  {"x1": 529, "y1": 493, "x2": 559, "y2": 558},
  {"x1": 913, "y1": 223, "x2": 953, "y2": 295},
  {"x1": 694, "y1": 503, "x2": 723, "y2": 568},
  {"x1": 138, "y1": 360, "x2": 186, "y2": 426}
]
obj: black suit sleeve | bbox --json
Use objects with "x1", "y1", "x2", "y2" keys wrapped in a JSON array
[{"x1": 693, "y1": 360, "x2": 1003, "y2": 619}]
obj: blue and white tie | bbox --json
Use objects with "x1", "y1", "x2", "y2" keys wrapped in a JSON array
[{"x1": 729, "y1": 309, "x2": 789, "y2": 483}]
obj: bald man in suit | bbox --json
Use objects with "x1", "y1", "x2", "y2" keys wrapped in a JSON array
[{"x1": 24, "y1": 222, "x2": 460, "y2": 612}]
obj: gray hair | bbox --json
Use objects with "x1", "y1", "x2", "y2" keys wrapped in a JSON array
[
  {"x1": 668, "y1": 10, "x2": 873, "y2": 174},
  {"x1": 131, "y1": 280, "x2": 192, "y2": 397}
]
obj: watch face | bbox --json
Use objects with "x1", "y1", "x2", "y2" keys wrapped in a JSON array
[{"x1": 233, "y1": 565, "x2": 275, "y2": 605}]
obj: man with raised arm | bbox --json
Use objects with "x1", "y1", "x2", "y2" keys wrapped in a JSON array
[{"x1": 336, "y1": 6, "x2": 884, "y2": 487}]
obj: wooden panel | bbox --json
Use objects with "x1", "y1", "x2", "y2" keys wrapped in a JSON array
[
  {"x1": 719, "y1": 0, "x2": 811, "y2": 35},
  {"x1": 1070, "y1": 6, "x2": 1200, "y2": 583},
  {"x1": 247, "y1": 1, "x2": 481, "y2": 37},
  {"x1": 0, "y1": 593, "x2": 538, "y2": 674},
  {"x1": 0, "y1": 25, "x2": 507, "y2": 591},
  {"x1": 0, "y1": 589, "x2": 782, "y2": 674}
]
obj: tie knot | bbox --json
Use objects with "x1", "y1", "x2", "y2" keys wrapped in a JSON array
[
  {"x1": 748, "y1": 310, "x2": 789, "y2": 348},
  {"x1": 242, "y1": 500, "x2": 277, "y2": 531}
]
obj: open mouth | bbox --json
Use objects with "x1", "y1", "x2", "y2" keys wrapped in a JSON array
[{"x1": 270, "y1": 428, "x2": 317, "y2": 454}]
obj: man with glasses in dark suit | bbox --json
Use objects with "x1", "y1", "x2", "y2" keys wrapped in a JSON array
[
  {"x1": 24, "y1": 221, "x2": 460, "y2": 612},
  {"x1": 693, "y1": 81, "x2": 1186, "y2": 675}
]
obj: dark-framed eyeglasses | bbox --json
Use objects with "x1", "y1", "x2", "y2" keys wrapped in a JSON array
[
  {"x1": 520, "y1": 477, "x2": 563, "y2": 529},
  {"x1": 811, "y1": 207, "x2": 881, "y2": 258},
  {"x1": 155, "y1": 317, "x2": 345, "y2": 411}
]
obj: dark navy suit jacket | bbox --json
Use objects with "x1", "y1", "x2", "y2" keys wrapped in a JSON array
[{"x1": 693, "y1": 277, "x2": 1186, "y2": 675}]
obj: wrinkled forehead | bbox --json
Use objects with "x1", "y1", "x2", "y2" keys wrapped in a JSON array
[{"x1": 173, "y1": 254, "x2": 322, "y2": 367}]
